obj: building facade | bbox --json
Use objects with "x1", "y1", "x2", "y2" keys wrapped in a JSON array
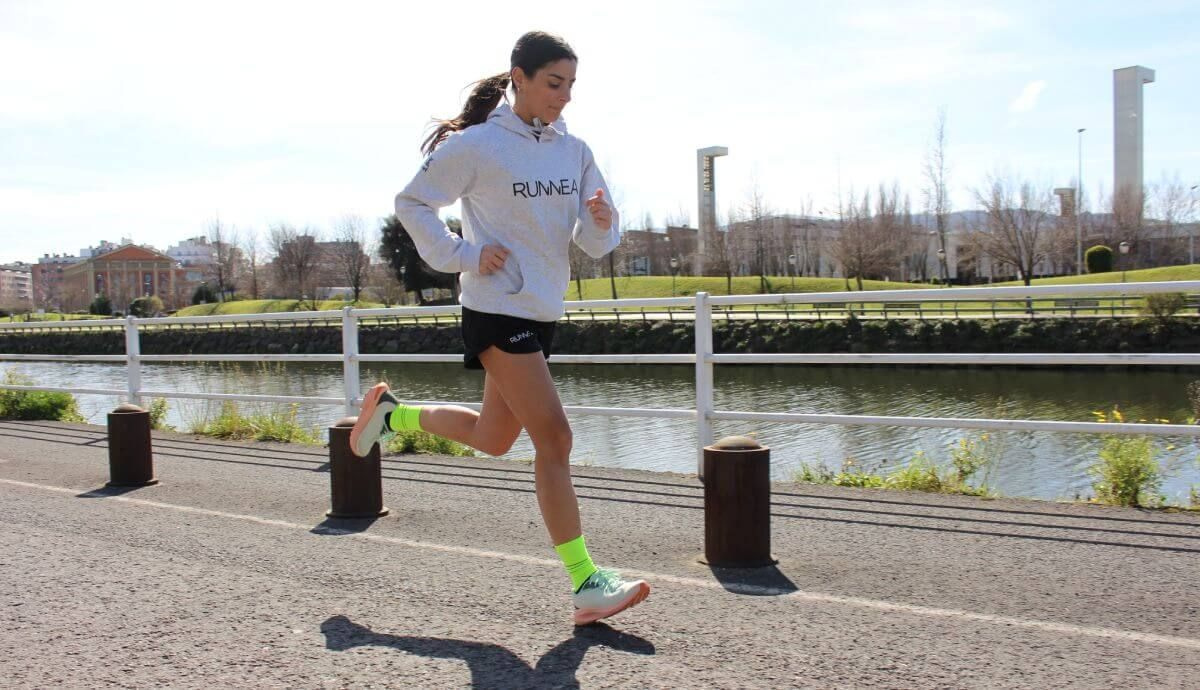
[
  {"x1": 0, "y1": 263, "x2": 33, "y2": 312},
  {"x1": 59, "y1": 244, "x2": 188, "y2": 312},
  {"x1": 31, "y1": 254, "x2": 83, "y2": 311}
]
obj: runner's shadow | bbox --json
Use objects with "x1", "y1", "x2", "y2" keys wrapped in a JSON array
[
  {"x1": 707, "y1": 564, "x2": 799, "y2": 597},
  {"x1": 320, "y1": 614, "x2": 655, "y2": 689}
]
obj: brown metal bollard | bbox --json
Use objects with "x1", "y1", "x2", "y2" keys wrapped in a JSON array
[
  {"x1": 106, "y1": 404, "x2": 158, "y2": 487},
  {"x1": 701, "y1": 435, "x2": 776, "y2": 567},
  {"x1": 326, "y1": 417, "x2": 389, "y2": 518}
]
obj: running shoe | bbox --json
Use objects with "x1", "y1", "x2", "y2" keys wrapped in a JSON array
[
  {"x1": 349, "y1": 382, "x2": 399, "y2": 458},
  {"x1": 572, "y1": 568, "x2": 650, "y2": 625}
]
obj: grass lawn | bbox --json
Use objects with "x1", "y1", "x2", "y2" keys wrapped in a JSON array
[
  {"x1": 1, "y1": 313, "x2": 111, "y2": 323},
  {"x1": 990, "y1": 264, "x2": 1200, "y2": 287},
  {"x1": 566, "y1": 275, "x2": 931, "y2": 301},
  {"x1": 171, "y1": 298, "x2": 384, "y2": 318}
]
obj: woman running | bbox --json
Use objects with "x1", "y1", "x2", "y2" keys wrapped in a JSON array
[{"x1": 350, "y1": 30, "x2": 649, "y2": 625}]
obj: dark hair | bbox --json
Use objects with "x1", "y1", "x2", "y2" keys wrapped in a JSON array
[{"x1": 421, "y1": 31, "x2": 577, "y2": 155}]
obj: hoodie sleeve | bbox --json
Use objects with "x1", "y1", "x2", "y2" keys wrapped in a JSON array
[
  {"x1": 394, "y1": 134, "x2": 483, "y2": 274},
  {"x1": 572, "y1": 143, "x2": 621, "y2": 259}
]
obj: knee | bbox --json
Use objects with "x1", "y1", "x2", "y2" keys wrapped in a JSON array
[
  {"x1": 478, "y1": 431, "x2": 519, "y2": 458},
  {"x1": 532, "y1": 424, "x2": 573, "y2": 461}
]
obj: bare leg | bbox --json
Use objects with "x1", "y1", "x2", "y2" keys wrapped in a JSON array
[
  {"x1": 418, "y1": 375, "x2": 522, "y2": 457},
  {"x1": 476, "y1": 348, "x2": 580, "y2": 545}
]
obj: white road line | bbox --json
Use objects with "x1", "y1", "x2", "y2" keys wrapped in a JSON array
[{"x1": 5, "y1": 476, "x2": 1200, "y2": 651}]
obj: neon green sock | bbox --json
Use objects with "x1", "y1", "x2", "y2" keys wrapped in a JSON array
[
  {"x1": 554, "y1": 535, "x2": 598, "y2": 591},
  {"x1": 386, "y1": 405, "x2": 424, "y2": 432}
]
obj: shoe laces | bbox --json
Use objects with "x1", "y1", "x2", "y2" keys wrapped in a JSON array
[{"x1": 583, "y1": 567, "x2": 623, "y2": 593}]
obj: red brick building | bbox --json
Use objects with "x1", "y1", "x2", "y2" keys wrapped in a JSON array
[{"x1": 59, "y1": 245, "x2": 188, "y2": 312}]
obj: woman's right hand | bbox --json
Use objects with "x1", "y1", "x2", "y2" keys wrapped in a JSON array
[{"x1": 478, "y1": 244, "x2": 510, "y2": 275}]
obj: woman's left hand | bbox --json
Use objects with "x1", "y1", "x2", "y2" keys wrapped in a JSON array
[{"x1": 585, "y1": 188, "x2": 612, "y2": 230}]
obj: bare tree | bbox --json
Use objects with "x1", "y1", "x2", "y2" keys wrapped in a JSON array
[
  {"x1": 369, "y1": 261, "x2": 407, "y2": 307},
  {"x1": 1111, "y1": 184, "x2": 1153, "y2": 268},
  {"x1": 897, "y1": 193, "x2": 933, "y2": 283},
  {"x1": 1146, "y1": 172, "x2": 1192, "y2": 265},
  {"x1": 663, "y1": 204, "x2": 691, "y2": 229},
  {"x1": 922, "y1": 107, "x2": 952, "y2": 282},
  {"x1": 331, "y1": 215, "x2": 372, "y2": 302},
  {"x1": 568, "y1": 241, "x2": 591, "y2": 300},
  {"x1": 827, "y1": 185, "x2": 902, "y2": 291},
  {"x1": 208, "y1": 217, "x2": 241, "y2": 302},
  {"x1": 705, "y1": 209, "x2": 740, "y2": 295},
  {"x1": 970, "y1": 174, "x2": 1055, "y2": 286},
  {"x1": 239, "y1": 228, "x2": 266, "y2": 300},
  {"x1": 742, "y1": 176, "x2": 773, "y2": 293},
  {"x1": 268, "y1": 224, "x2": 321, "y2": 303}
]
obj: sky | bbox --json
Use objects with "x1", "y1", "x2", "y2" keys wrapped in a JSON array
[{"x1": 2, "y1": 0, "x2": 1199, "y2": 264}]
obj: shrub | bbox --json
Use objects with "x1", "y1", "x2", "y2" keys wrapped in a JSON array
[
  {"x1": 794, "y1": 441, "x2": 993, "y2": 496},
  {"x1": 129, "y1": 295, "x2": 165, "y2": 318},
  {"x1": 147, "y1": 397, "x2": 174, "y2": 431},
  {"x1": 0, "y1": 371, "x2": 85, "y2": 422},
  {"x1": 1085, "y1": 245, "x2": 1113, "y2": 274},
  {"x1": 886, "y1": 452, "x2": 947, "y2": 492},
  {"x1": 1142, "y1": 292, "x2": 1186, "y2": 321},
  {"x1": 1088, "y1": 407, "x2": 1163, "y2": 507},
  {"x1": 89, "y1": 293, "x2": 113, "y2": 316},
  {"x1": 192, "y1": 283, "x2": 217, "y2": 305},
  {"x1": 191, "y1": 402, "x2": 321, "y2": 444},
  {"x1": 794, "y1": 459, "x2": 885, "y2": 488},
  {"x1": 385, "y1": 430, "x2": 475, "y2": 457}
]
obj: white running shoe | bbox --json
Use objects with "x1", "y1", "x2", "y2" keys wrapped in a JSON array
[
  {"x1": 572, "y1": 568, "x2": 651, "y2": 625},
  {"x1": 349, "y1": 382, "x2": 399, "y2": 458}
]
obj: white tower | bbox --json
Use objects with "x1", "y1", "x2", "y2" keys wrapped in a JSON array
[
  {"x1": 696, "y1": 146, "x2": 728, "y2": 275},
  {"x1": 1113, "y1": 66, "x2": 1155, "y2": 215}
]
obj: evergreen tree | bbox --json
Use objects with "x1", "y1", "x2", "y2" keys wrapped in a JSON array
[{"x1": 378, "y1": 215, "x2": 458, "y2": 304}]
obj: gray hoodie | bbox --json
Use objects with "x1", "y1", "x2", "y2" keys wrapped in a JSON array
[{"x1": 394, "y1": 103, "x2": 620, "y2": 322}]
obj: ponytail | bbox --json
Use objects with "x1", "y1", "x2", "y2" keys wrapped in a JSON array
[
  {"x1": 420, "y1": 32, "x2": 578, "y2": 155},
  {"x1": 421, "y1": 72, "x2": 510, "y2": 156}
]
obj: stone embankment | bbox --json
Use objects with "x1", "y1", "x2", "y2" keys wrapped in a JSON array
[{"x1": 1, "y1": 318, "x2": 1198, "y2": 360}]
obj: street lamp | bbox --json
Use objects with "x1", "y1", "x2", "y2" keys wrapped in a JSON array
[
  {"x1": 669, "y1": 256, "x2": 679, "y2": 295},
  {"x1": 1076, "y1": 127, "x2": 1086, "y2": 274},
  {"x1": 787, "y1": 254, "x2": 797, "y2": 290},
  {"x1": 1118, "y1": 241, "x2": 1130, "y2": 283}
]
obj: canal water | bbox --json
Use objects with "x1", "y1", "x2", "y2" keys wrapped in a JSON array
[{"x1": 4, "y1": 360, "x2": 1198, "y2": 504}]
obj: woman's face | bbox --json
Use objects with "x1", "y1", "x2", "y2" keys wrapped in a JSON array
[{"x1": 513, "y1": 58, "x2": 577, "y2": 124}]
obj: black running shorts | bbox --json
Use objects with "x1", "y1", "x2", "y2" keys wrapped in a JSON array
[{"x1": 461, "y1": 306, "x2": 556, "y2": 370}]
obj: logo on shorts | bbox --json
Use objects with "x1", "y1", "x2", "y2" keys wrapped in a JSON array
[{"x1": 509, "y1": 330, "x2": 534, "y2": 344}]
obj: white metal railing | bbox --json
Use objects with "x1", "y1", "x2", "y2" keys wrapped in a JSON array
[{"x1": 2, "y1": 281, "x2": 1200, "y2": 480}]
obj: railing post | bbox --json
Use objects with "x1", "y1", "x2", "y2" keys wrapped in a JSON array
[
  {"x1": 342, "y1": 307, "x2": 360, "y2": 416},
  {"x1": 124, "y1": 315, "x2": 141, "y2": 407},
  {"x1": 695, "y1": 292, "x2": 714, "y2": 482}
]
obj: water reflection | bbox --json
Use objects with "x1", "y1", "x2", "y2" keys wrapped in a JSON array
[{"x1": 3, "y1": 360, "x2": 1197, "y2": 503}]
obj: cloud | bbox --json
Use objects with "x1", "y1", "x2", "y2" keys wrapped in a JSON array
[{"x1": 1009, "y1": 80, "x2": 1047, "y2": 113}]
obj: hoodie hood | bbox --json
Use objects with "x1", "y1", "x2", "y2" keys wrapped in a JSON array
[{"x1": 487, "y1": 103, "x2": 567, "y2": 141}]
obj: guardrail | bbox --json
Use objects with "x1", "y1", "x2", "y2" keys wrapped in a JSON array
[{"x1": 3, "y1": 281, "x2": 1200, "y2": 478}]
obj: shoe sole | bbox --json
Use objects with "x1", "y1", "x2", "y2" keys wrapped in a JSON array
[
  {"x1": 349, "y1": 383, "x2": 389, "y2": 458},
  {"x1": 573, "y1": 581, "x2": 650, "y2": 626}
]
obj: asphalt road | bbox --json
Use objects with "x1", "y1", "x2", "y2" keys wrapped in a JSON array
[{"x1": 1, "y1": 420, "x2": 1199, "y2": 688}]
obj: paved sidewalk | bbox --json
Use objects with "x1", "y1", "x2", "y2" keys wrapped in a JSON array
[{"x1": 1, "y1": 419, "x2": 1199, "y2": 688}]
